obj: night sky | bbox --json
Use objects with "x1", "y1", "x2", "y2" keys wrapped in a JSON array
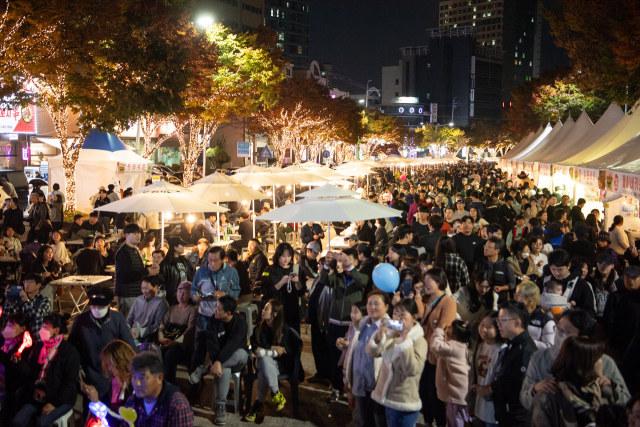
[{"x1": 309, "y1": 0, "x2": 439, "y2": 95}]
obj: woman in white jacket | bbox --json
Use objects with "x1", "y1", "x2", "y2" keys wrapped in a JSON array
[
  {"x1": 514, "y1": 281, "x2": 555, "y2": 349},
  {"x1": 367, "y1": 298, "x2": 428, "y2": 427}
]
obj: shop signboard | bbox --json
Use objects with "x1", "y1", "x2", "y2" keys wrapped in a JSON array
[{"x1": 0, "y1": 104, "x2": 36, "y2": 134}]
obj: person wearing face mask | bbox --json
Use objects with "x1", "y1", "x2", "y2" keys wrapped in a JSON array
[
  {"x1": 68, "y1": 285, "x2": 136, "y2": 419},
  {"x1": 507, "y1": 240, "x2": 540, "y2": 284},
  {"x1": 519, "y1": 309, "x2": 629, "y2": 411},
  {"x1": 10, "y1": 313, "x2": 80, "y2": 427},
  {"x1": 0, "y1": 313, "x2": 34, "y2": 423}
]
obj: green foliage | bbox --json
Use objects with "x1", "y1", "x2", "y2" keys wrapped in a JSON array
[
  {"x1": 360, "y1": 110, "x2": 406, "y2": 144},
  {"x1": 416, "y1": 125, "x2": 469, "y2": 154},
  {"x1": 171, "y1": 164, "x2": 181, "y2": 172},
  {"x1": 531, "y1": 79, "x2": 609, "y2": 122},
  {"x1": 63, "y1": 209, "x2": 85, "y2": 223},
  {"x1": 206, "y1": 141, "x2": 231, "y2": 169}
]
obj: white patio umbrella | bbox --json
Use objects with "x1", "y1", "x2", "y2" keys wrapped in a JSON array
[
  {"x1": 257, "y1": 196, "x2": 402, "y2": 249},
  {"x1": 192, "y1": 171, "x2": 241, "y2": 186},
  {"x1": 94, "y1": 192, "x2": 228, "y2": 247},
  {"x1": 296, "y1": 184, "x2": 361, "y2": 198},
  {"x1": 188, "y1": 181, "x2": 266, "y2": 242},
  {"x1": 133, "y1": 181, "x2": 189, "y2": 193}
]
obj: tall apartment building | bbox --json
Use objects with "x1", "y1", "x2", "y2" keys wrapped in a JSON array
[
  {"x1": 194, "y1": 0, "x2": 265, "y2": 32},
  {"x1": 264, "y1": 0, "x2": 310, "y2": 68},
  {"x1": 438, "y1": 0, "x2": 504, "y2": 48}
]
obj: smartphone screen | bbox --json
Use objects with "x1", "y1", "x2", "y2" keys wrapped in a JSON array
[{"x1": 403, "y1": 279, "x2": 412, "y2": 296}]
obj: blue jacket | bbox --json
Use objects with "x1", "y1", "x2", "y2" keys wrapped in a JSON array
[{"x1": 191, "y1": 261, "x2": 241, "y2": 318}]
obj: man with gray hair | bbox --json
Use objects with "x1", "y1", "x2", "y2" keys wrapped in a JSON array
[{"x1": 0, "y1": 177, "x2": 17, "y2": 198}]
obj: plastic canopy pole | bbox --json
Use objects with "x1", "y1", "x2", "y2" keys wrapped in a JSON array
[
  {"x1": 327, "y1": 221, "x2": 331, "y2": 250},
  {"x1": 273, "y1": 185, "x2": 277, "y2": 241},
  {"x1": 217, "y1": 203, "x2": 220, "y2": 243},
  {"x1": 252, "y1": 200, "x2": 256, "y2": 238},
  {"x1": 161, "y1": 212, "x2": 165, "y2": 248}
]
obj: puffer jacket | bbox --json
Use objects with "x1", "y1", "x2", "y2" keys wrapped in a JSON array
[
  {"x1": 366, "y1": 321, "x2": 428, "y2": 412},
  {"x1": 430, "y1": 327, "x2": 470, "y2": 405}
]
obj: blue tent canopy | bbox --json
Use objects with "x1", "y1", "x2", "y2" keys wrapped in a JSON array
[{"x1": 82, "y1": 131, "x2": 129, "y2": 152}]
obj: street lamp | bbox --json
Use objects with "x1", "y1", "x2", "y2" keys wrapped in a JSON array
[
  {"x1": 365, "y1": 79, "x2": 372, "y2": 108},
  {"x1": 196, "y1": 15, "x2": 214, "y2": 28}
]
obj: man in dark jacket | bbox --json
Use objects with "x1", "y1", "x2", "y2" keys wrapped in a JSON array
[
  {"x1": 545, "y1": 249, "x2": 596, "y2": 317},
  {"x1": 419, "y1": 215, "x2": 445, "y2": 256},
  {"x1": 125, "y1": 352, "x2": 194, "y2": 427},
  {"x1": 493, "y1": 300, "x2": 537, "y2": 427},
  {"x1": 357, "y1": 242, "x2": 379, "y2": 297},
  {"x1": 603, "y1": 265, "x2": 640, "y2": 360},
  {"x1": 568, "y1": 225, "x2": 597, "y2": 268},
  {"x1": 246, "y1": 238, "x2": 268, "y2": 287},
  {"x1": 500, "y1": 195, "x2": 517, "y2": 232},
  {"x1": 453, "y1": 215, "x2": 483, "y2": 271},
  {"x1": 192, "y1": 296, "x2": 248, "y2": 424},
  {"x1": 26, "y1": 192, "x2": 50, "y2": 244},
  {"x1": 570, "y1": 198, "x2": 586, "y2": 226},
  {"x1": 76, "y1": 236, "x2": 105, "y2": 275},
  {"x1": 82, "y1": 211, "x2": 106, "y2": 236},
  {"x1": 68, "y1": 286, "x2": 136, "y2": 418},
  {"x1": 474, "y1": 236, "x2": 516, "y2": 304},
  {"x1": 115, "y1": 224, "x2": 157, "y2": 318},
  {"x1": 301, "y1": 221, "x2": 325, "y2": 251},
  {"x1": 66, "y1": 214, "x2": 89, "y2": 241},
  {"x1": 356, "y1": 220, "x2": 376, "y2": 248}
]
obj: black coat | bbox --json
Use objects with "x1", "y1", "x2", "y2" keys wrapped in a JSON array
[
  {"x1": 21, "y1": 339, "x2": 80, "y2": 408},
  {"x1": 247, "y1": 250, "x2": 269, "y2": 285},
  {"x1": 603, "y1": 282, "x2": 640, "y2": 357},
  {"x1": 420, "y1": 230, "x2": 444, "y2": 256},
  {"x1": 205, "y1": 313, "x2": 249, "y2": 365},
  {"x1": 358, "y1": 256, "x2": 379, "y2": 298},
  {"x1": 250, "y1": 322, "x2": 303, "y2": 375},
  {"x1": 375, "y1": 227, "x2": 389, "y2": 247},
  {"x1": 357, "y1": 223, "x2": 376, "y2": 248},
  {"x1": 473, "y1": 256, "x2": 516, "y2": 303},
  {"x1": 570, "y1": 205, "x2": 586, "y2": 225},
  {"x1": 492, "y1": 331, "x2": 537, "y2": 426},
  {"x1": 0, "y1": 334, "x2": 34, "y2": 419},
  {"x1": 2, "y1": 207, "x2": 24, "y2": 235},
  {"x1": 500, "y1": 203, "x2": 516, "y2": 230},
  {"x1": 159, "y1": 255, "x2": 195, "y2": 306},
  {"x1": 263, "y1": 264, "x2": 306, "y2": 331}
]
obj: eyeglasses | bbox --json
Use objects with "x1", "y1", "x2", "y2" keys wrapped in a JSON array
[{"x1": 496, "y1": 317, "x2": 516, "y2": 324}]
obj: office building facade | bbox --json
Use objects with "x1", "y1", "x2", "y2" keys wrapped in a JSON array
[
  {"x1": 194, "y1": 0, "x2": 265, "y2": 32},
  {"x1": 264, "y1": 0, "x2": 310, "y2": 68}
]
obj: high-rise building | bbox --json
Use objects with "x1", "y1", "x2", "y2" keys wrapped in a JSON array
[
  {"x1": 264, "y1": 0, "x2": 310, "y2": 68},
  {"x1": 438, "y1": 0, "x2": 504, "y2": 48},
  {"x1": 194, "y1": 0, "x2": 265, "y2": 32}
]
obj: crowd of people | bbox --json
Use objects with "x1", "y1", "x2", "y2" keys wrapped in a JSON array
[{"x1": 0, "y1": 162, "x2": 639, "y2": 427}]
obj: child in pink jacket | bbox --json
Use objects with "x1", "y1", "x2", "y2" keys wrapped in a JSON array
[{"x1": 431, "y1": 320, "x2": 473, "y2": 427}]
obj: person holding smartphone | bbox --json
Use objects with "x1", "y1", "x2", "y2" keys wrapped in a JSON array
[{"x1": 261, "y1": 242, "x2": 304, "y2": 334}]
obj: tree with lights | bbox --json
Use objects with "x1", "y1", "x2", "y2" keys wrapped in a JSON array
[
  {"x1": 0, "y1": 0, "x2": 200, "y2": 210},
  {"x1": 138, "y1": 115, "x2": 175, "y2": 160},
  {"x1": 171, "y1": 24, "x2": 283, "y2": 185},
  {"x1": 359, "y1": 110, "x2": 406, "y2": 158},
  {"x1": 531, "y1": 78, "x2": 608, "y2": 123}
]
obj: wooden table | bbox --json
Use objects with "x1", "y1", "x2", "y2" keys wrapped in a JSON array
[{"x1": 49, "y1": 275, "x2": 112, "y2": 316}]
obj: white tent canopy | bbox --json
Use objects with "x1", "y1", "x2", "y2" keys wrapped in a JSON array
[
  {"x1": 49, "y1": 131, "x2": 151, "y2": 212},
  {"x1": 514, "y1": 121, "x2": 561, "y2": 160},
  {"x1": 560, "y1": 103, "x2": 629, "y2": 165},
  {"x1": 535, "y1": 110, "x2": 594, "y2": 163},
  {"x1": 503, "y1": 125, "x2": 545, "y2": 160},
  {"x1": 516, "y1": 117, "x2": 574, "y2": 162}
]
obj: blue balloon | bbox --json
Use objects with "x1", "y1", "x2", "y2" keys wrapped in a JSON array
[{"x1": 372, "y1": 263, "x2": 400, "y2": 293}]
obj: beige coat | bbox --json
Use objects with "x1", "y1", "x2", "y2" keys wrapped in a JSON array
[
  {"x1": 366, "y1": 322, "x2": 428, "y2": 412},
  {"x1": 609, "y1": 225, "x2": 629, "y2": 255}
]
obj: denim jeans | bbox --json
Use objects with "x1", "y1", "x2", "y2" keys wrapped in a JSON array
[
  {"x1": 385, "y1": 407, "x2": 420, "y2": 427},
  {"x1": 10, "y1": 403, "x2": 73, "y2": 427},
  {"x1": 354, "y1": 393, "x2": 387, "y2": 427}
]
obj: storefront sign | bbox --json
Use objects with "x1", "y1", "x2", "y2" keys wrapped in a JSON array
[
  {"x1": 117, "y1": 162, "x2": 151, "y2": 174},
  {"x1": 0, "y1": 104, "x2": 36, "y2": 134},
  {"x1": 576, "y1": 167, "x2": 600, "y2": 202},
  {"x1": 539, "y1": 163, "x2": 551, "y2": 177}
]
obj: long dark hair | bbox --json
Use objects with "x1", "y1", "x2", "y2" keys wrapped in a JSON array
[
  {"x1": 469, "y1": 206, "x2": 481, "y2": 222},
  {"x1": 585, "y1": 213, "x2": 598, "y2": 230},
  {"x1": 593, "y1": 261, "x2": 616, "y2": 293},
  {"x1": 475, "y1": 310, "x2": 505, "y2": 346},
  {"x1": 138, "y1": 232, "x2": 155, "y2": 251},
  {"x1": 160, "y1": 242, "x2": 184, "y2": 269},
  {"x1": 256, "y1": 299, "x2": 284, "y2": 346},
  {"x1": 468, "y1": 270, "x2": 495, "y2": 313},
  {"x1": 399, "y1": 256, "x2": 423, "y2": 283},
  {"x1": 434, "y1": 235, "x2": 456, "y2": 269},
  {"x1": 609, "y1": 215, "x2": 623, "y2": 232},
  {"x1": 551, "y1": 336, "x2": 603, "y2": 387},
  {"x1": 273, "y1": 242, "x2": 294, "y2": 266},
  {"x1": 424, "y1": 267, "x2": 448, "y2": 291}
]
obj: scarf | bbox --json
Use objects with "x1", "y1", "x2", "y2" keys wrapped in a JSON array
[
  {"x1": 559, "y1": 381, "x2": 602, "y2": 427},
  {"x1": 38, "y1": 335, "x2": 63, "y2": 364},
  {"x1": 1, "y1": 337, "x2": 20, "y2": 353}
]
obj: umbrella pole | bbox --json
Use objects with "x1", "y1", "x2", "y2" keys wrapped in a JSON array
[
  {"x1": 327, "y1": 221, "x2": 331, "y2": 250},
  {"x1": 272, "y1": 185, "x2": 277, "y2": 243},
  {"x1": 217, "y1": 203, "x2": 220, "y2": 243},
  {"x1": 161, "y1": 212, "x2": 165, "y2": 248},
  {"x1": 252, "y1": 200, "x2": 256, "y2": 238}
]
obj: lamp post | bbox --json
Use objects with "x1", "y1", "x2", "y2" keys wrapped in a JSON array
[{"x1": 365, "y1": 80, "x2": 372, "y2": 108}]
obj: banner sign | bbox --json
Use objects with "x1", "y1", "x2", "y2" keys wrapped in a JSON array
[
  {"x1": 576, "y1": 167, "x2": 601, "y2": 202},
  {"x1": 539, "y1": 163, "x2": 551, "y2": 177},
  {"x1": 0, "y1": 104, "x2": 36, "y2": 134},
  {"x1": 605, "y1": 170, "x2": 640, "y2": 194},
  {"x1": 118, "y1": 162, "x2": 151, "y2": 174}
]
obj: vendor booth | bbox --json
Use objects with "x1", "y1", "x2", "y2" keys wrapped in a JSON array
[{"x1": 49, "y1": 131, "x2": 151, "y2": 212}]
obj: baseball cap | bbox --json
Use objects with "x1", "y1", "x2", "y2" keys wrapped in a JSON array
[
  {"x1": 431, "y1": 207, "x2": 442, "y2": 214},
  {"x1": 347, "y1": 234, "x2": 359, "y2": 242},
  {"x1": 306, "y1": 241, "x2": 321, "y2": 253},
  {"x1": 624, "y1": 265, "x2": 640, "y2": 278},
  {"x1": 597, "y1": 252, "x2": 614, "y2": 265},
  {"x1": 168, "y1": 237, "x2": 191, "y2": 247},
  {"x1": 356, "y1": 242, "x2": 370, "y2": 253}
]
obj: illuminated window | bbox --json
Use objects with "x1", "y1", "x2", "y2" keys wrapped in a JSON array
[{"x1": 515, "y1": 52, "x2": 518, "y2": 58}]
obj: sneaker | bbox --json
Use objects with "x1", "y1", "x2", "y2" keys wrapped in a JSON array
[
  {"x1": 326, "y1": 388, "x2": 341, "y2": 403},
  {"x1": 306, "y1": 374, "x2": 330, "y2": 385},
  {"x1": 189, "y1": 364, "x2": 210, "y2": 384},
  {"x1": 243, "y1": 401, "x2": 264, "y2": 422},
  {"x1": 214, "y1": 403, "x2": 226, "y2": 425},
  {"x1": 271, "y1": 390, "x2": 286, "y2": 411}
]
